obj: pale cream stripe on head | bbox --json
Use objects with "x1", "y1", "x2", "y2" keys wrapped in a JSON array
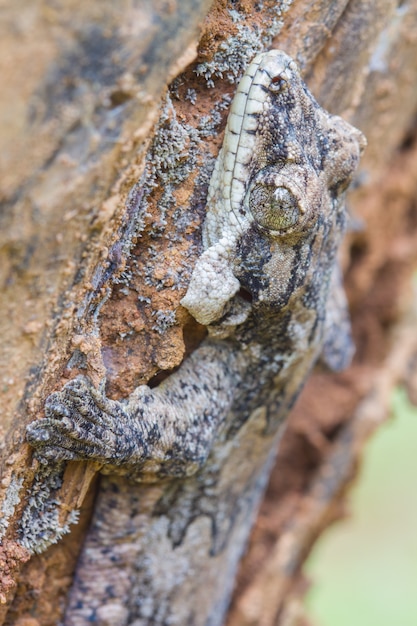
[{"x1": 207, "y1": 51, "x2": 297, "y2": 236}]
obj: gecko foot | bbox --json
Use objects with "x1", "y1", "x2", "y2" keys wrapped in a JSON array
[{"x1": 26, "y1": 376, "x2": 138, "y2": 465}]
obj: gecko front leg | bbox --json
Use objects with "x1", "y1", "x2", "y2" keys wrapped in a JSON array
[{"x1": 27, "y1": 341, "x2": 242, "y2": 479}]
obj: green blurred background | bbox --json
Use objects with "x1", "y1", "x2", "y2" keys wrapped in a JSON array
[{"x1": 305, "y1": 387, "x2": 417, "y2": 626}]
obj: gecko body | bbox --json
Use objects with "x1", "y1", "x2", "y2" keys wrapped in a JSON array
[{"x1": 27, "y1": 50, "x2": 365, "y2": 626}]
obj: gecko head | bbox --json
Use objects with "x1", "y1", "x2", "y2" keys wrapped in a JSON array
[{"x1": 195, "y1": 49, "x2": 366, "y2": 323}]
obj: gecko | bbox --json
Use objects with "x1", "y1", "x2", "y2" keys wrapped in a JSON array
[{"x1": 27, "y1": 50, "x2": 365, "y2": 626}]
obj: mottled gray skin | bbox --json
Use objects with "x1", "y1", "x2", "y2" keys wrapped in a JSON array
[{"x1": 27, "y1": 51, "x2": 365, "y2": 626}]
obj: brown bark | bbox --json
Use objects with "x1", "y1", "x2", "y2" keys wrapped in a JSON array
[{"x1": 1, "y1": 0, "x2": 417, "y2": 624}]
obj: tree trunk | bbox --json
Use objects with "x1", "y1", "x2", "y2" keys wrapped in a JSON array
[{"x1": 1, "y1": 1, "x2": 417, "y2": 625}]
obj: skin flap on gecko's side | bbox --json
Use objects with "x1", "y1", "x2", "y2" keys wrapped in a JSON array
[{"x1": 26, "y1": 49, "x2": 365, "y2": 622}]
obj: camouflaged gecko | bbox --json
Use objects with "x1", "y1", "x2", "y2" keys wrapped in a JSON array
[{"x1": 27, "y1": 51, "x2": 365, "y2": 625}]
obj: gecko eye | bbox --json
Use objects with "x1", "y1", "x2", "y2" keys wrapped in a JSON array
[
  {"x1": 248, "y1": 184, "x2": 301, "y2": 232},
  {"x1": 269, "y1": 76, "x2": 288, "y2": 93}
]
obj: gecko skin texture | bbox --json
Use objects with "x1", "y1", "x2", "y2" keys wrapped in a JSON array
[{"x1": 27, "y1": 50, "x2": 365, "y2": 625}]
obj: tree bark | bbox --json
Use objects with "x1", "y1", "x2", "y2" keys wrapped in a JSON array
[{"x1": 1, "y1": 1, "x2": 417, "y2": 625}]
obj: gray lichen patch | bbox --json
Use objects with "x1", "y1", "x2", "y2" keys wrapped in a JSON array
[
  {"x1": 141, "y1": 94, "x2": 203, "y2": 228},
  {"x1": 195, "y1": 3, "x2": 294, "y2": 87},
  {"x1": 18, "y1": 463, "x2": 80, "y2": 554},
  {"x1": 151, "y1": 309, "x2": 177, "y2": 334},
  {"x1": 196, "y1": 22, "x2": 266, "y2": 87},
  {"x1": 147, "y1": 96, "x2": 198, "y2": 185},
  {"x1": 0, "y1": 475, "x2": 24, "y2": 541}
]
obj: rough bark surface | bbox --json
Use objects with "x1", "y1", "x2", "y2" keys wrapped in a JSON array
[{"x1": 1, "y1": 1, "x2": 417, "y2": 625}]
